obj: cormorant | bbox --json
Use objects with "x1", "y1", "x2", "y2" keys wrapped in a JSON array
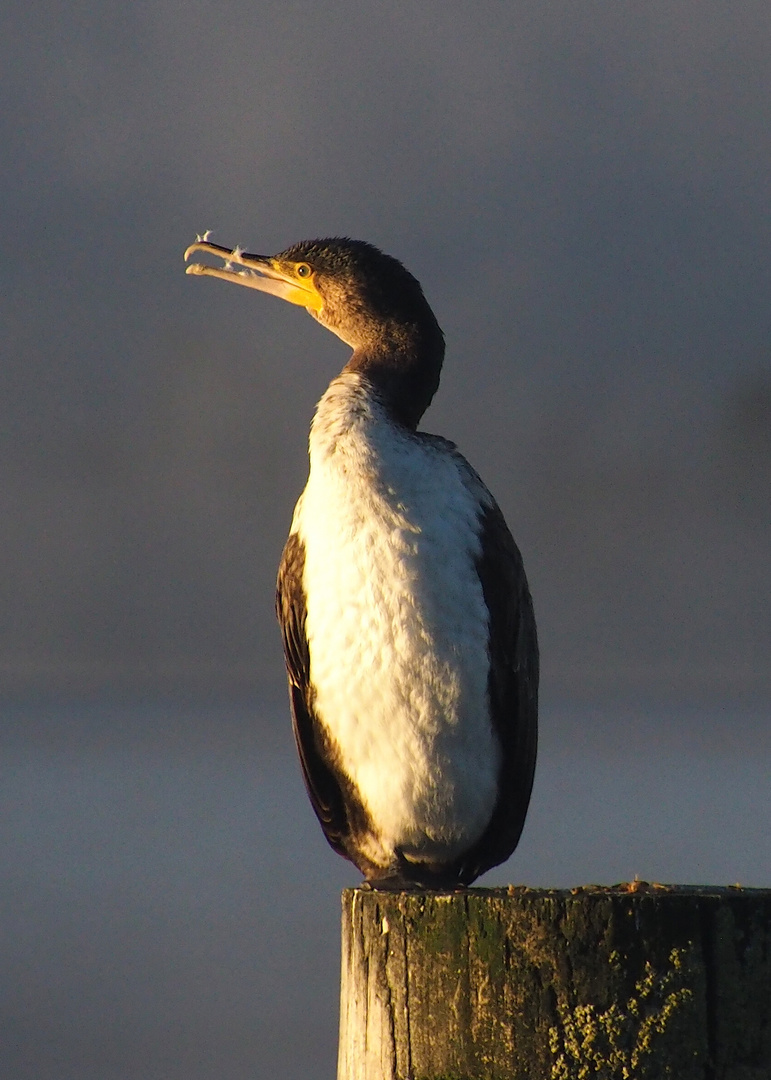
[{"x1": 184, "y1": 235, "x2": 538, "y2": 888}]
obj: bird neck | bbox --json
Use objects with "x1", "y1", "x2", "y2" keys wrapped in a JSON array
[{"x1": 343, "y1": 322, "x2": 445, "y2": 431}]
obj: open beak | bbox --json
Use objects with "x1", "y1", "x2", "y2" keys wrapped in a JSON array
[{"x1": 184, "y1": 237, "x2": 320, "y2": 309}]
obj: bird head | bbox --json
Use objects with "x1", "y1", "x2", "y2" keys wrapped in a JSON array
[
  {"x1": 185, "y1": 234, "x2": 445, "y2": 427},
  {"x1": 185, "y1": 236, "x2": 441, "y2": 353}
]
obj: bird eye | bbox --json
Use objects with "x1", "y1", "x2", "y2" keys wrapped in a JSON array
[{"x1": 296, "y1": 263, "x2": 312, "y2": 278}]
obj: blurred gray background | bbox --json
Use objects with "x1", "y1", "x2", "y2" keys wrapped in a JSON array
[{"x1": 2, "y1": 2, "x2": 769, "y2": 1078}]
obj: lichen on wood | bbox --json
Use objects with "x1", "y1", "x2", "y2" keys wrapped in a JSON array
[{"x1": 547, "y1": 945, "x2": 700, "y2": 1079}]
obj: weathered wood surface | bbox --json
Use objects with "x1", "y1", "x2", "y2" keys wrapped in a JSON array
[{"x1": 338, "y1": 885, "x2": 771, "y2": 1080}]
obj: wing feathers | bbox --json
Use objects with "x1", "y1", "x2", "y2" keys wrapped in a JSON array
[
  {"x1": 276, "y1": 532, "x2": 375, "y2": 859},
  {"x1": 457, "y1": 498, "x2": 539, "y2": 883},
  {"x1": 275, "y1": 532, "x2": 350, "y2": 852}
]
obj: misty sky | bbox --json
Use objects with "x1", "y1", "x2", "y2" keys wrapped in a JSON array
[{"x1": 2, "y1": 1, "x2": 769, "y2": 703}]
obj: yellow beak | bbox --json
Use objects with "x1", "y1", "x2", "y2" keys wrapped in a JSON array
[{"x1": 184, "y1": 238, "x2": 322, "y2": 311}]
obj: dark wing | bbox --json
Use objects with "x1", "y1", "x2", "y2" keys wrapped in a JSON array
[
  {"x1": 457, "y1": 496, "x2": 539, "y2": 884},
  {"x1": 275, "y1": 531, "x2": 352, "y2": 858}
]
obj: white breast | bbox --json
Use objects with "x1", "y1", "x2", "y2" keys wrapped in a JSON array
[{"x1": 291, "y1": 372, "x2": 499, "y2": 870}]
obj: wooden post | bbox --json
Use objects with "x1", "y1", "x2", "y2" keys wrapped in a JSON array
[{"x1": 338, "y1": 885, "x2": 771, "y2": 1080}]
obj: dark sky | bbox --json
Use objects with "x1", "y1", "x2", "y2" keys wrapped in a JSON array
[{"x1": 2, "y1": 0, "x2": 769, "y2": 702}]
